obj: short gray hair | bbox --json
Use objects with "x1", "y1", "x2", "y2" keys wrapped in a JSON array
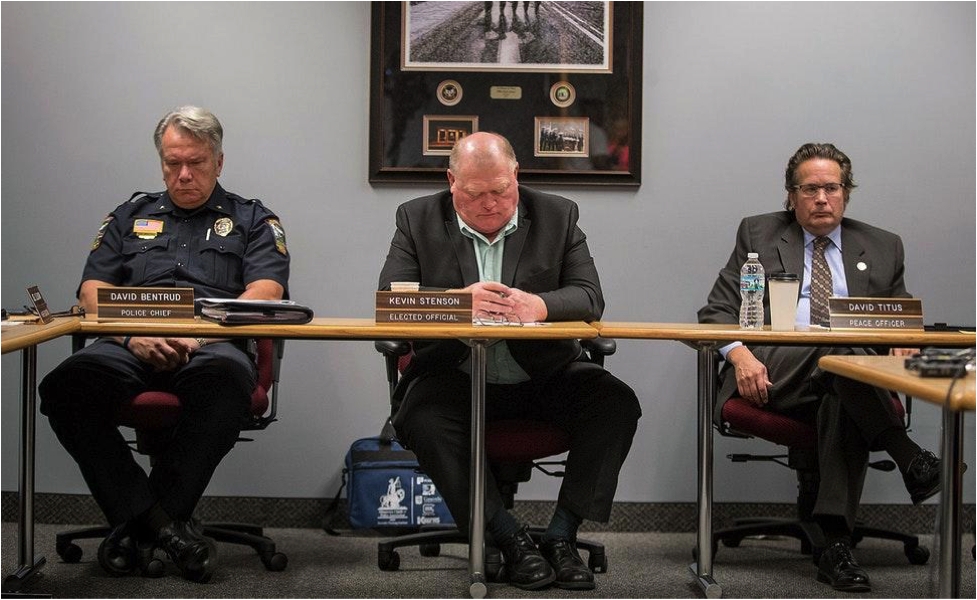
[
  {"x1": 153, "y1": 106, "x2": 223, "y2": 157},
  {"x1": 448, "y1": 132, "x2": 517, "y2": 174}
]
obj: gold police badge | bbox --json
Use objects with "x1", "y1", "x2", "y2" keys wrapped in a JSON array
[{"x1": 213, "y1": 217, "x2": 233, "y2": 237}]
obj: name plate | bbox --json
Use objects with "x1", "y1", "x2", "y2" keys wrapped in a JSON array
[
  {"x1": 27, "y1": 285, "x2": 53, "y2": 324},
  {"x1": 489, "y1": 86, "x2": 522, "y2": 100},
  {"x1": 97, "y1": 287, "x2": 195, "y2": 322},
  {"x1": 828, "y1": 297, "x2": 923, "y2": 330},
  {"x1": 376, "y1": 291, "x2": 472, "y2": 325}
]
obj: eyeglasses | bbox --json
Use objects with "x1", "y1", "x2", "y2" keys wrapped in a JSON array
[
  {"x1": 473, "y1": 310, "x2": 523, "y2": 327},
  {"x1": 793, "y1": 183, "x2": 845, "y2": 198}
]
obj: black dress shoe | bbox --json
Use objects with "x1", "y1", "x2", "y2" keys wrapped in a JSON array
[
  {"x1": 904, "y1": 449, "x2": 941, "y2": 504},
  {"x1": 496, "y1": 527, "x2": 556, "y2": 590},
  {"x1": 817, "y1": 541, "x2": 871, "y2": 593},
  {"x1": 540, "y1": 538, "x2": 595, "y2": 590},
  {"x1": 156, "y1": 520, "x2": 217, "y2": 583},
  {"x1": 98, "y1": 522, "x2": 138, "y2": 576}
]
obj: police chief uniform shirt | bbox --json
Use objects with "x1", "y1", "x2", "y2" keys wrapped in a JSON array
[{"x1": 83, "y1": 183, "x2": 289, "y2": 301}]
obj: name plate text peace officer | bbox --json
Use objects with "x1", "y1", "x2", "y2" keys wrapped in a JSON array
[
  {"x1": 828, "y1": 297, "x2": 923, "y2": 330},
  {"x1": 97, "y1": 287, "x2": 195, "y2": 322},
  {"x1": 376, "y1": 291, "x2": 472, "y2": 325}
]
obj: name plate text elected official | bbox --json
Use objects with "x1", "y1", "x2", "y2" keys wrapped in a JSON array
[
  {"x1": 97, "y1": 287, "x2": 195, "y2": 321},
  {"x1": 828, "y1": 297, "x2": 923, "y2": 330},
  {"x1": 376, "y1": 291, "x2": 472, "y2": 324}
]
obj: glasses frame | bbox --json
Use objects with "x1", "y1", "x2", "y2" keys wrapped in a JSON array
[{"x1": 792, "y1": 183, "x2": 846, "y2": 198}]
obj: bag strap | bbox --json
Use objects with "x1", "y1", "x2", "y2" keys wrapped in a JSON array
[
  {"x1": 321, "y1": 467, "x2": 348, "y2": 536},
  {"x1": 379, "y1": 417, "x2": 396, "y2": 446}
]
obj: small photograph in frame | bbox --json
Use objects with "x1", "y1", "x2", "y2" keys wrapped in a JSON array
[
  {"x1": 534, "y1": 117, "x2": 589, "y2": 157},
  {"x1": 423, "y1": 115, "x2": 479, "y2": 156},
  {"x1": 403, "y1": 1, "x2": 611, "y2": 73}
]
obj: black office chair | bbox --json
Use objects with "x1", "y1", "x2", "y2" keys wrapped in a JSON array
[
  {"x1": 55, "y1": 337, "x2": 289, "y2": 575},
  {"x1": 709, "y1": 391, "x2": 929, "y2": 565},
  {"x1": 374, "y1": 338, "x2": 616, "y2": 580}
]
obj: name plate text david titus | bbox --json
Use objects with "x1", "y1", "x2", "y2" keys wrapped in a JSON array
[
  {"x1": 97, "y1": 287, "x2": 195, "y2": 321},
  {"x1": 828, "y1": 297, "x2": 923, "y2": 330},
  {"x1": 376, "y1": 291, "x2": 472, "y2": 324}
]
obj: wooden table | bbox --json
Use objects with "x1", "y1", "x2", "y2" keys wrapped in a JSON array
[
  {"x1": 1, "y1": 317, "x2": 82, "y2": 592},
  {"x1": 595, "y1": 322, "x2": 976, "y2": 599},
  {"x1": 820, "y1": 354, "x2": 975, "y2": 599},
  {"x1": 77, "y1": 317, "x2": 599, "y2": 598}
]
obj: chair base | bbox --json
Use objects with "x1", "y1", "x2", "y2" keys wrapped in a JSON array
[
  {"x1": 713, "y1": 517, "x2": 929, "y2": 565},
  {"x1": 377, "y1": 525, "x2": 608, "y2": 576},
  {"x1": 56, "y1": 520, "x2": 288, "y2": 572}
]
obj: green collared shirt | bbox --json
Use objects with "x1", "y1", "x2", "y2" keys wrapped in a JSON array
[{"x1": 457, "y1": 211, "x2": 531, "y2": 384}]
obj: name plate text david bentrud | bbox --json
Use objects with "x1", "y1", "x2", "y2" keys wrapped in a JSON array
[
  {"x1": 96, "y1": 287, "x2": 195, "y2": 322},
  {"x1": 828, "y1": 297, "x2": 923, "y2": 330},
  {"x1": 376, "y1": 291, "x2": 472, "y2": 325}
]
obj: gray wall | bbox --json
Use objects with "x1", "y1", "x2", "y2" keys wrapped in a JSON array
[{"x1": 3, "y1": 2, "x2": 974, "y2": 508}]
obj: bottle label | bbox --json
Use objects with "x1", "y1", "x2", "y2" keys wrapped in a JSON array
[{"x1": 740, "y1": 274, "x2": 765, "y2": 292}]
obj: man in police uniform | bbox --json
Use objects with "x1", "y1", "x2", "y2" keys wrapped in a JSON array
[{"x1": 39, "y1": 106, "x2": 289, "y2": 583}]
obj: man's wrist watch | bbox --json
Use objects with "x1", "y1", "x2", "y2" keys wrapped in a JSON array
[{"x1": 195, "y1": 338, "x2": 207, "y2": 348}]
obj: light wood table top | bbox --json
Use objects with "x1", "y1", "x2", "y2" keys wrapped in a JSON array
[
  {"x1": 819, "y1": 354, "x2": 975, "y2": 411},
  {"x1": 595, "y1": 322, "x2": 977, "y2": 346},
  {"x1": 78, "y1": 317, "x2": 599, "y2": 340},
  {"x1": 1, "y1": 317, "x2": 81, "y2": 354}
]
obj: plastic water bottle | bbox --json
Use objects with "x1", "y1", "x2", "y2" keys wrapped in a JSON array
[{"x1": 739, "y1": 252, "x2": 765, "y2": 329}]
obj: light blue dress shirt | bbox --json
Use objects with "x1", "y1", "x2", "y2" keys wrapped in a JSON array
[{"x1": 456, "y1": 211, "x2": 531, "y2": 384}]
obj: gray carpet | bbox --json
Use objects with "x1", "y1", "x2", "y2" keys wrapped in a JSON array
[{"x1": 3, "y1": 523, "x2": 974, "y2": 598}]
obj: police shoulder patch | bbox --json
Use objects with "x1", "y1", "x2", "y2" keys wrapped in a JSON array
[
  {"x1": 266, "y1": 218, "x2": 287, "y2": 256},
  {"x1": 91, "y1": 215, "x2": 113, "y2": 251}
]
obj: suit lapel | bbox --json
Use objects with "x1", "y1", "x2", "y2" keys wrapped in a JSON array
[
  {"x1": 777, "y1": 221, "x2": 805, "y2": 285},
  {"x1": 445, "y1": 215, "x2": 480, "y2": 287},
  {"x1": 441, "y1": 192, "x2": 479, "y2": 287},
  {"x1": 841, "y1": 222, "x2": 869, "y2": 297},
  {"x1": 501, "y1": 202, "x2": 530, "y2": 286}
]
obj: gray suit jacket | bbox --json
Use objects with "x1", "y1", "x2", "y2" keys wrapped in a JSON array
[
  {"x1": 378, "y1": 185, "x2": 604, "y2": 403},
  {"x1": 697, "y1": 211, "x2": 910, "y2": 422}
]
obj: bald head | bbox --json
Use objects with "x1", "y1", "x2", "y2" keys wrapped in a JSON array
[
  {"x1": 448, "y1": 132, "x2": 518, "y2": 175},
  {"x1": 446, "y1": 132, "x2": 520, "y2": 241}
]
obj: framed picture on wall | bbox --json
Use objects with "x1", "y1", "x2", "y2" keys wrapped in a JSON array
[
  {"x1": 423, "y1": 115, "x2": 479, "y2": 156},
  {"x1": 369, "y1": 1, "x2": 643, "y2": 187}
]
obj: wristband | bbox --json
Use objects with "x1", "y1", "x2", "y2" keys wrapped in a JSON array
[{"x1": 122, "y1": 336, "x2": 132, "y2": 350}]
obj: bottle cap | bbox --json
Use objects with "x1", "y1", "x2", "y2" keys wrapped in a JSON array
[{"x1": 747, "y1": 252, "x2": 759, "y2": 259}]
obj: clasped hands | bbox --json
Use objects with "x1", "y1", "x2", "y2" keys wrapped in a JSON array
[
  {"x1": 124, "y1": 337, "x2": 202, "y2": 371},
  {"x1": 457, "y1": 281, "x2": 547, "y2": 324}
]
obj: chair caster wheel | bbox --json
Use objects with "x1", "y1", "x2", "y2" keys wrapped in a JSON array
[
  {"x1": 378, "y1": 550, "x2": 400, "y2": 571},
  {"x1": 57, "y1": 541, "x2": 83, "y2": 563},
  {"x1": 261, "y1": 552, "x2": 288, "y2": 571},
  {"x1": 419, "y1": 543, "x2": 441, "y2": 557},
  {"x1": 588, "y1": 549, "x2": 608, "y2": 573},
  {"x1": 906, "y1": 544, "x2": 930, "y2": 565}
]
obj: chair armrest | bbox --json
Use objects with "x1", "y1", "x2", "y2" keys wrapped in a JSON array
[
  {"x1": 581, "y1": 337, "x2": 616, "y2": 367},
  {"x1": 375, "y1": 340, "x2": 411, "y2": 357}
]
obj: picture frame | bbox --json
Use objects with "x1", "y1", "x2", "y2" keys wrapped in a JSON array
[
  {"x1": 423, "y1": 115, "x2": 479, "y2": 156},
  {"x1": 369, "y1": 1, "x2": 643, "y2": 187}
]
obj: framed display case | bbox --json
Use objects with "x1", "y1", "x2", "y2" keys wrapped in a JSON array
[{"x1": 369, "y1": 1, "x2": 643, "y2": 186}]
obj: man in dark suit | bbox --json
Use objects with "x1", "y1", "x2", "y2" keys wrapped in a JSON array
[
  {"x1": 698, "y1": 143, "x2": 941, "y2": 592},
  {"x1": 378, "y1": 132, "x2": 640, "y2": 591}
]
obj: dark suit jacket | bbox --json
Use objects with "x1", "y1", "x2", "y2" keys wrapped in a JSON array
[
  {"x1": 697, "y1": 210, "x2": 910, "y2": 421},
  {"x1": 378, "y1": 185, "x2": 604, "y2": 403}
]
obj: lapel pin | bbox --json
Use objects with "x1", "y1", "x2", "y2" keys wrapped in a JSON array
[{"x1": 856, "y1": 261, "x2": 867, "y2": 271}]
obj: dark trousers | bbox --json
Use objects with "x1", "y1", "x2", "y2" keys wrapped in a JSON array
[
  {"x1": 39, "y1": 339, "x2": 256, "y2": 526},
  {"x1": 752, "y1": 346, "x2": 905, "y2": 530},
  {"x1": 393, "y1": 360, "x2": 641, "y2": 536}
]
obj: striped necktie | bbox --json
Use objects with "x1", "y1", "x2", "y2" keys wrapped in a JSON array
[{"x1": 810, "y1": 236, "x2": 833, "y2": 325}]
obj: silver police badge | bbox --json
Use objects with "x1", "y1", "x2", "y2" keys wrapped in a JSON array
[{"x1": 213, "y1": 217, "x2": 233, "y2": 237}]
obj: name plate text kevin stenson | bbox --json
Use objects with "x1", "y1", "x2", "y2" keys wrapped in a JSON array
[
  {"x1": 376, "y1": 291, "x2": 472, "y2": 325},
  {"x1": 828, "y1": 297, "x2": 923, "y2": 330},
  {"x1": 97, "y1": 287, "x2": 195, "y2": 321}
]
